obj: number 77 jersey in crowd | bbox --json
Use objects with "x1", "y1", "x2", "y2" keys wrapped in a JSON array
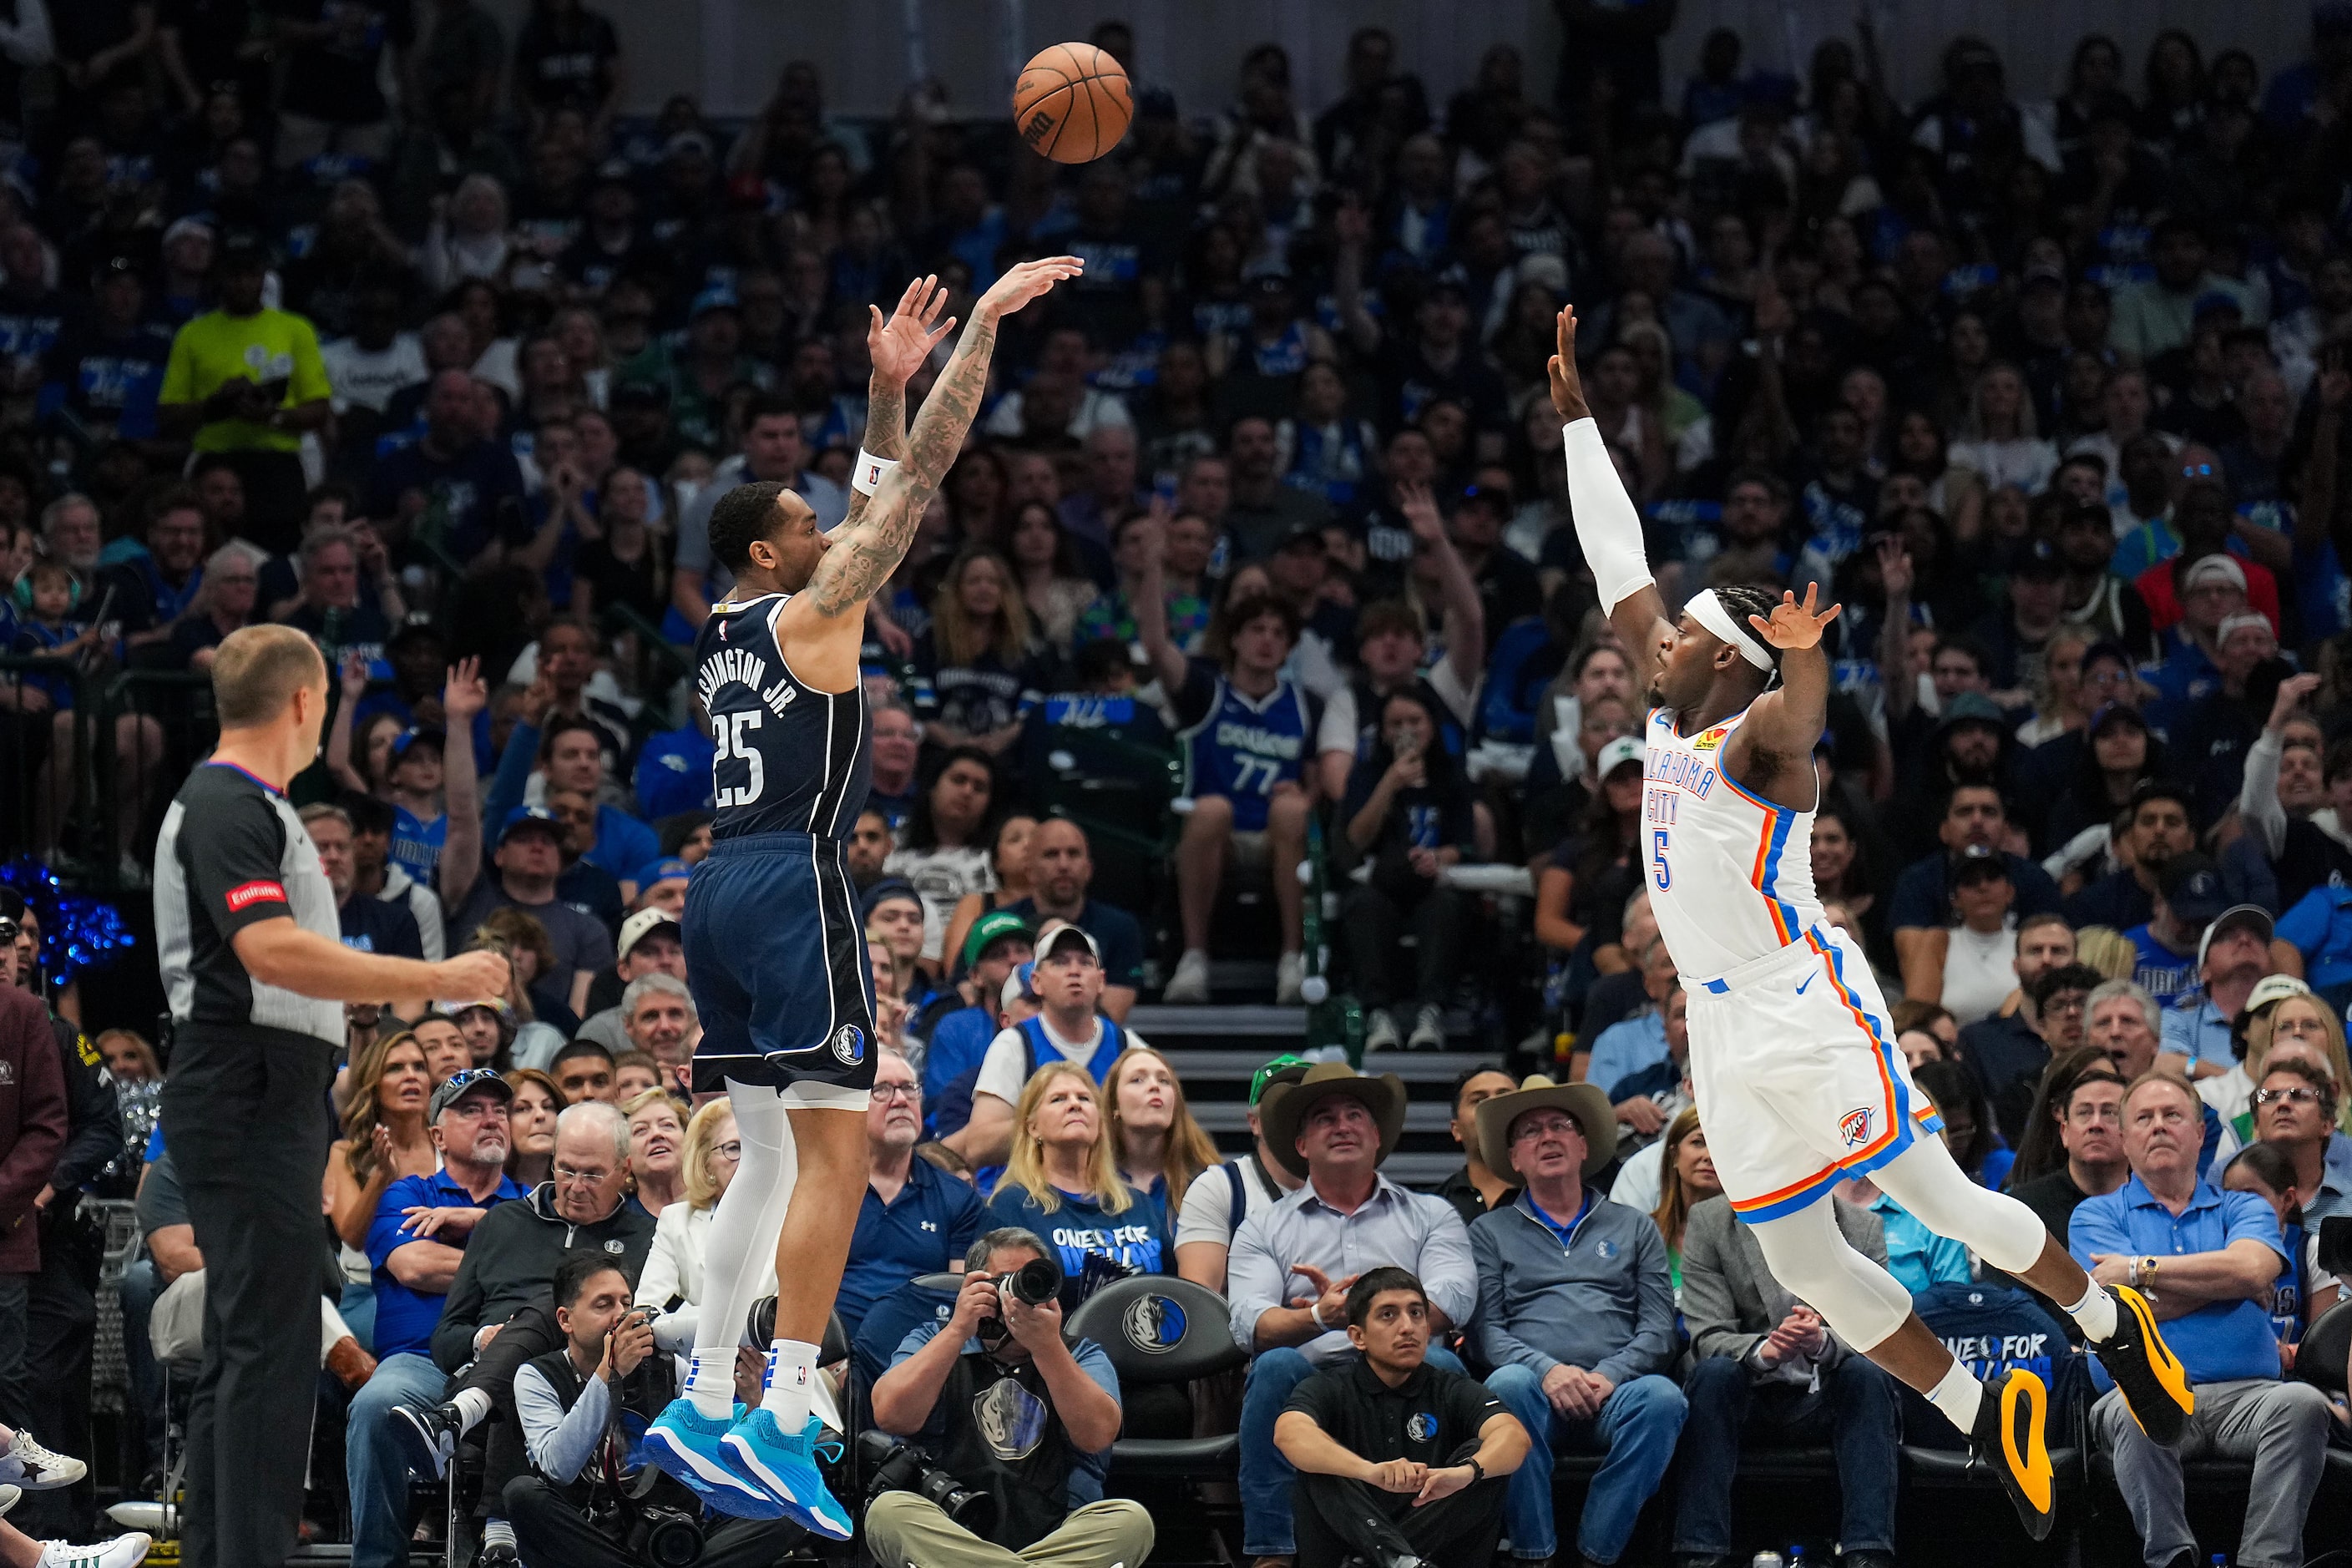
[
  {"x1": 694, "y1": 593, "x2": 872, "y2": 842},
  {"x1": 1640, "y1": 704, "x2": 1823, "y2": 981}
]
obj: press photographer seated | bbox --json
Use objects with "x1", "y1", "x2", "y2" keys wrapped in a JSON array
[
  {"x1": 865, "y1": 1227, "x2": 1153, "y2": 1568},
  {"x1": 503, "y1": 1253, "x2": 801, "y2": 1568}
]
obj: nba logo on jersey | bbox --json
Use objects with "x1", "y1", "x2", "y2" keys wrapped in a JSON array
[
  {"x1": 831, "y1": 1024, "x2": 866, "y2": 1066},
  {"x1": 1839, "y1": 1106, "x2": 1874, "y2": 1148}
]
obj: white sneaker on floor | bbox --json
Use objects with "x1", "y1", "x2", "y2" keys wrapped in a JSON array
[
  {"x1": 1162, "y1": 949, "x2": 1212, "y2": 1004},
  {"x1": 1408, "y1": 1005, "x2": 1447, "y2": 1050},
  {"x1": 0, "y1": 1431, "x2": 86, "y2": 1490},
  {"x1": 1363, "y1": 1009, "x2": 1401, "y2": 1051},
  {"x1": 1275, "y1": 951, "x2": 1305, "y2": 1005},
  {"x1": 37, "y1": 1535, "x2": 151, "y2": 1568}
]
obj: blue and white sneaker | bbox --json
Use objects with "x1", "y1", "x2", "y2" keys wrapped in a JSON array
[
  {"x1": 642, "y1": 1398, "x2": 787, "y2": 1519},
  {"x1": 720, "y1": 1410, "x2": 854, "y2": 1540}
]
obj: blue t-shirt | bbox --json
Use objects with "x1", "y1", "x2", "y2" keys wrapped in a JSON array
[
  {"x1": 391, "y1": 804, "x2": 447, "y2": 888},
  {"x1": 2275, "y1": 883, "x2": 2352, "y2": 991},
  {"x1": 2069, "y1": 1174, "x2": 2289, "y2": 1388},
  {"x1": 2122, "y1": 923, "x2": 2199, "y2": 1004},
  {"x1": 837, "y1": 1157, "x2": 987, "y2": 1338},
  {"x1": 2158, "y1": 994, "x2": 2235, "y2": 1069},
  {"x1": 367, "y1": 1167, "x2": 527, "y2": 1360},
  {"x1": 587, "y1": 804, "x2": 660, "y2": 883},
  {"x1": 984, "y1": 1183, "x2": 1168, "y2": 1290},
  {"x1": 922, "y1": 1005, "x2": 1000, "y2": 1137},
  {"x1": 1584, "y1": 1012, "x2": 1667, "y2": 1101},
  {"x1": 1874, "y1": 1191, "x2": 1975, "y2": 1295}
]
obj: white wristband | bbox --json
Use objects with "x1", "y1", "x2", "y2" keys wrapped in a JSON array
[
  {"x1": 1309, "y1": 1299, "x2": 1331, "y2": 1331},
  {"x1": 852, "y1": 449, "x2": 900, "y2": 497}
]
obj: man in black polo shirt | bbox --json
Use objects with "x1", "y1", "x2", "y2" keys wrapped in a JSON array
[
  {"x1": 301, "y1": 802, "x2": 425, "y2": 965},
  {"x1": 1275, "y1": 1267, "x2": 1528, "y2": 1568},
  {"x1": 155, "y1": 625, "x2": 505, "y2": 1568}
]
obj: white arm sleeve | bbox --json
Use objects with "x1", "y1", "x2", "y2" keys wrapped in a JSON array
[{"x1": 1563, "y1": 418, "x2": 1654, "y2": 614}]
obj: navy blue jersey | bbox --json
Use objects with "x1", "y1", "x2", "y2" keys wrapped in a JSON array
[
  {"x1": 1171, "y1": 665, "x2": 1313, "y2": 832},
  {"x1": 694, "y1": 593, "x2": 871, "y2": 842}
]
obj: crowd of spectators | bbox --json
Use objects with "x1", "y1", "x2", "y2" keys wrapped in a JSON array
[{"x1": 2, "y1": 1, "x2": 2352, "y2": 1564}]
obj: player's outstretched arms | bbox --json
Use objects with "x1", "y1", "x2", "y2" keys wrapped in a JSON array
[
  {"x1": 1728, "y1": 584, "x2": 1842, "y2": 794},
  {"x1": 802, "y1": 256, "x2": 1084, "y2": 620},
  {"x1": 1551, "y1": 304, "x2": 1672, "y2": 682},
  {"x1": 837, "y1": 275, "x2": 955, "y2": 535}
]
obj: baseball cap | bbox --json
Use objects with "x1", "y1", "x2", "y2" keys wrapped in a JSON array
[
  {"x1": 689, "y1": 284, "x2": 740, "y2": 320},
  {"x1": 2157, "y1": 852, "x2": 2228, "y2": 928},
  {"x1": 2089, "y1": 700, "x2": 2149, "y2": 736},
  {"x1": 497, "y1": 804, "x2": 564, "y2": 844},
  {"x1": 961, "y1": 908, "x2": 1034, "y2": 969},
  {"x1": 2197, "y1": 903, "x2": 2274, "y2": 971},
  {"x1": 2016, "y1": 537, "x2": 2063, "y2": 580},
  {"x1": 1596, "y1": 736, "x2": 1645, "y2": 778},
  {"x1": 390, "y1": 725, "x2": 445, "y2": 760},
  {"x1": 618, "y1": 907, "x2": 683, "y2": 962},
  {"x1": 2022, "y1": 260, "x2": 2067, "y2": 291},
  {"x1": 664, "y1": 130, "x2": 714, "y2": 159},
  {"x1": 2246, "y1": 974, "x2": 2313, "y2": 1014},
  {"x1": 428, "y1": 1067, "x2": 513, "y2": 1121},
  {"x1": 1250, "y1": 1053, "x2": 1311, "y2": 1106},
  {"x1": 1034, "y1": 919, "x2": 1101, "y2": 965},
  {"x1": 1948, "y1": 842, "x2": 2011, "y2": 887},
  {"x1": 2182, "y1": 554, "x2": 2247, "y2": 594},
  {"x1": 859, "y1": 878, "x2": 923, "y2": 923},
  {"x1": 634, "y1": 856, "x2": 693, "y2": 891},
  {"x1": 2216, "y1": 611, "x2": 2275, "y2": 647},
  {"x1": 1937, "y1": 691, "x2": 2006, "y2": 731},
  {"x1": 2191, "y1": 290, "x2": 2243, "y2": 322}
]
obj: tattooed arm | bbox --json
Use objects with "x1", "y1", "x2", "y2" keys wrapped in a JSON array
[{"x1": 838, "y1": 275, "x2": 943, "y2": 537}]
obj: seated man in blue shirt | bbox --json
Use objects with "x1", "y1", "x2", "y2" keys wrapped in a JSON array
[
  {"x1": 1580, "y1": 936, "x2": 1676, "y2": 1117},
  {"x1": 839, "y1": 1051, "x2": 984, "y2": 1345},
  {"x1": 2070, "y1": 1073, "x2": 2333, "y2": 1568},
  {"x1": 350, "y1": 1070, "x2": 525, "y2": 1568},
  {"x1": 2158, "y1": 903, "x2": 2283, "y2": 1077},
  {"x1": 1470, "y1": 1077, "x2": 1686, "y2": 1568}
]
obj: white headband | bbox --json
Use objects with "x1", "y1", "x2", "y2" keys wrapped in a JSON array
[{"x1": 1686, "y1": 589, "x2": 1775, "y2": 671}]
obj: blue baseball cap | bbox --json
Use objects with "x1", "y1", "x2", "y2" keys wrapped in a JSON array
[
  {"x1": 689, "y1": 285, "x2": 740, "y2": 320},
  {"x1": 390, "y1": 725, "x2": 444, "y2": 759},
  {"x1": 498, "y1": 804, "x2": 564, "y2": 844},
  {"x1": 635, "y1": 856, "x2": 692, "y2": 889}
]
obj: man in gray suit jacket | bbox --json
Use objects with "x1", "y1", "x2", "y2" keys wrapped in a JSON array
[{"x1": 1668, "y1": 1196, "x2": 1904, "y2": 1568}]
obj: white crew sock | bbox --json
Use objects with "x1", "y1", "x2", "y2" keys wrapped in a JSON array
[
  {"x1": 2066, "y1": 1280, "x2": 2118, "y2": 1343},
  {"x1": 479, "y1": 1519, "x2": 515, "y2": 1551},
  {"x1": 1926, "y1": 1359, "x2": 1984, "y2": 1434},
  {"x1": 684, "y1": 1350, "x2": 736, "y2": 1420},
  {"x1": 760, "y1": 1339, "x2": 820, "y2": 1427},
  {"x1": 451, "y1": 1387, "x2": 494, "y2": 1434}
]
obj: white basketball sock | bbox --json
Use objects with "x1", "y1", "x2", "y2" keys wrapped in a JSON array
[
  {"x1": 760, "y1": 1339, "x2": 820, "y2": 1427},
  {"x1": 2066, "y1": 1280, "x2": 2118, "y2": 1343},
  {"x1": 1926, "y1": 1359, "x2": 1983, "y2": 1434}
]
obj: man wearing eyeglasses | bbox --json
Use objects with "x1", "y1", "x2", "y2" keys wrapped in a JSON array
[
  {"x1": 392, "y1": 1100, "x2": 655, "y2": 1568},
  {"x1": 2070, "y1": 1072, "x2": 2333, "y2": 1568},
  {"x1": 837, "y1": 1052, "x2": 983, "y2": 1347},
  {"x1": 350, "y1": 1070, "x2": 524, "y2": 1568}
]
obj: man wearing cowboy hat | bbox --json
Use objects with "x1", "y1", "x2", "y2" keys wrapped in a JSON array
[
  {"x1": 1470, "y1": 1076, "x2": 1685, "y2": 1568},
  {"x1": 1227, "y1": 1064, "x2": 1475, "y2": 1568}
]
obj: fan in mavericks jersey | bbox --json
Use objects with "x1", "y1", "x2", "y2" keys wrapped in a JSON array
[
  {"x1": 641, "y1": 260, "x2": 1085, "y2": 1536},
  {"x1": 1136, "y1": 540, "x2": 1317, "y2": 1006},
  {"x1": 1549, "y1": 300, "x2": 2194, "y2": 1542}
]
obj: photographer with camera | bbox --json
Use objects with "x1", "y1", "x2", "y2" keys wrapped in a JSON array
[
  {"x1": 506, "y1": 1252, "x2": 801, "y2": 1568},
  {"x1": 865, "y1": 1227, "x2": 1151, "y2": 1568}
]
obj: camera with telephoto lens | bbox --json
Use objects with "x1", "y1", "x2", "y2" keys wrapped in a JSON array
[
  {"x1": 974, "y1": 1254, "x2": 1064, "y2": 1349},
  {"x1": 855, "y1": 1429, "x2": 999, "y2": 1537},
  {"x1": 623, "y1": 1504, "x2": 704, "y2": 1568}
]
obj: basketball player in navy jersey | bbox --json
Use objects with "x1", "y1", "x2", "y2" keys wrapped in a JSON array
[{"x1": 644, "y1": 258, "x2": 1083, "y2": 1532}]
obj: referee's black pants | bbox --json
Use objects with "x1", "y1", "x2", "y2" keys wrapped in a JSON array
[
  {"x1": 1292, "y1": 1441, "x2": 1506, "y2": 1568},
  {"x1": 163, "y1": 1023, "x2": 336, "y2": 1568}
]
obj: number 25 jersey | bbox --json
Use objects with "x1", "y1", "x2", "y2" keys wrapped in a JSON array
[
  {"x1": 1641, "y1": 705, "x2": 1823, "y2": 979},
  {"x1": 695, "y1": 592, "x2": 871, "y2": 842}
]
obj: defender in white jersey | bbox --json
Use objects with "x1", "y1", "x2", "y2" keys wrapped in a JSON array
[{"x1": 1550, "y1": 304, "x2": 2192, "y2": 1538}]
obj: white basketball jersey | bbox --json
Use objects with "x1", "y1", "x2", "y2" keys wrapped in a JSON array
[{"x1": 1641, "y1": 705, "x2": 1823, "y2": 979}]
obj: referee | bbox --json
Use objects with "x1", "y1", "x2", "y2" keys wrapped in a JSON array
[{"x1": 156, "y1": 625, "x2": 506, "y2": 1568}]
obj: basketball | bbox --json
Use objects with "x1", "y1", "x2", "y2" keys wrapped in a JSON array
[{"x1": 1012, "y1": 42, "x2": 1133, "y2": 164}]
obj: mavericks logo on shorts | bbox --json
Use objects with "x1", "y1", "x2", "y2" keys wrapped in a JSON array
[
  {"x1": 1839, "y1": 1105, "x2": 1874, "y2": 1148},
  {"x1": 831, "y1": 1024, "x2": 866, "y2": 1066}
]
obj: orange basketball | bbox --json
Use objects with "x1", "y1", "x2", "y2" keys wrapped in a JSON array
[{"x1": 1012, "y1": 42, "x2": 1133, "y2": 164}]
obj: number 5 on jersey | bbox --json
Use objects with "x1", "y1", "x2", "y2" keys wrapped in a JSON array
[
  {"x1": 713, "y1": 711, "x2": 766, "y2": 807},
  {"x1": 1651, "y1": 828, "x2": 1672, "y2": 891}
]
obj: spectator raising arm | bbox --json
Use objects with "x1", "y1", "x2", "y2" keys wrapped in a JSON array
[
  {"x1": 436, "y1": 660, "x2": 491, "y2": 916},
  {"x1": 1398, "y1": 481, "x2": 1485, "y2": 691}
]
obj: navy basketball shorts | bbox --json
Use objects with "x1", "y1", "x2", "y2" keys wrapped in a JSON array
[{"x1": 685, "y1": 828, "x2": 878, "y2": 1106}]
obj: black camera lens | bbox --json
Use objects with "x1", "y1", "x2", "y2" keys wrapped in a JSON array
[{"x1": 1004, "y1": 1255, "x2": 1062, "y2": 1307}]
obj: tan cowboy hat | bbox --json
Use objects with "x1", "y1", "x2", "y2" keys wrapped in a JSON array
[
  {"x1": 1474, "y1": 1075, "x2": 1617, "y2": 1181},
  {"x1": 1257, "y1": 1062, "x2": 1408, "y2": 1180}
]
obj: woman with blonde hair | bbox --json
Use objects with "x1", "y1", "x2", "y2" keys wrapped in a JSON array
[
  {"x1": 1649, "y1": 1109, "x2": 1723, "y2": 1295},
  {"x1": 2208, "y1": 987, "x2": 2352, "y2": 1157},
  {"x1": 1104, "y1": 1045, "x2": 1222, "y2": 1218},
  {"x1": 2072, "y1": 927, "x2": 2139, "y2": 983},
  {"x1": 623, "y1": 1088, "x2": 690, "y2": 1218},
  {"x1": 637, "y1": 1098, "x2": 758, "y2": 1311},
  {"x1": 913, "y1": 547, "x2": 1046, "y2": 755},
  {"x1": 984, "y1": 1062, "x2": 1171, "y2": 1296},
  {"x1": 2015, "y1": 625, "x2": 2098, "y2": 748}
]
